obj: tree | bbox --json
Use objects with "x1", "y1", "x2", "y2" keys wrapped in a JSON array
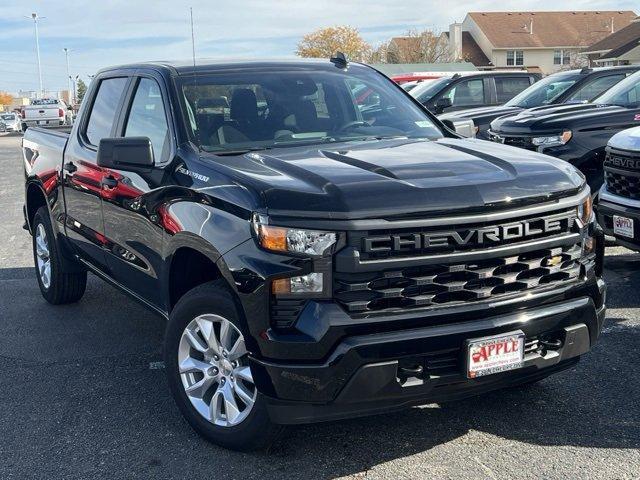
[
  {"x1": 0, "y1": 91, "x2": 13, "y2": 110},
  {"x1": 296, "y1": 26, "x2": 371, "y2": 62},
  {"x1": 76, "y1": 79, "x2": 87, "y2": 104},
  {"x1": 382, "y1": 29, "x2": 453, "y2": 64}
]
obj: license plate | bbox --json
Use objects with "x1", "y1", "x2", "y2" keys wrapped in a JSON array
[
  {"x1": 38, "y1": 120, "x2": 47, "y2": 125},
  {"x1": 466, "y1": 331, "x2": 525, "y2": 378},
  {"x1": 613, "y1": 215, "x2": 634, "y2": 238}
]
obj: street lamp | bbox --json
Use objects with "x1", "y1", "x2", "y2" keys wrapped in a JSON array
[
  {"x1": 63, "y1": 48, "x2": 72, "y2": 105},
  {"x1": 27, "y1": 13, "x2": 44, "y2": 98}
]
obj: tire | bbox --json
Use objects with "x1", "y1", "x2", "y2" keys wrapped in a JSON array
[
  {"x1": 164, "y1": 280, "x2": 283, "y2": 451},
  {"x1": 32, "y1": 207, "x2": 87, "y2": 304},
  {"x1": 21, "y1": 123, "x2": 27, "y2": 132}
]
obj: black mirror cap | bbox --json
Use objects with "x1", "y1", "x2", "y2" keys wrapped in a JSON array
[{"x1": 97, "y1": 137, "x2": 154, "y2": 170}]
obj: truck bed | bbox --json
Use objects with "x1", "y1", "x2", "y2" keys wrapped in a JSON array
[{"x1": 22, "y1": 126, "x2": 69, "y2": 174}]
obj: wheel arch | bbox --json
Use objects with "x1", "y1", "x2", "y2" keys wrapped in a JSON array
[{"x1": 164, "y1": 234, "x2": 243, "y2": 315}]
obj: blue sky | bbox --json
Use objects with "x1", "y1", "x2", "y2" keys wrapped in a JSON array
[{"x1": 0, "y1": 0, "x2": 637, "y2": 95}]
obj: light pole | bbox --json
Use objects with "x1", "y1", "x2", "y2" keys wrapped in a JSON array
[
  {"x1": 63, "y1": 48, "x2": 72, "y2": 105},
  {"x1": 29, "y1": 13, "x2": 44, "y2": 98}
]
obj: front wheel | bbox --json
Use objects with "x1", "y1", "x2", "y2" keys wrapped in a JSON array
[{"x1": 164, "y1": 280, "x2": 282, "y2": 451}]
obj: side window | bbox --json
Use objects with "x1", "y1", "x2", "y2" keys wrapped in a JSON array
[
  {"x1": 85, "y1": 77, "x2": 128, "y2": 146},
  {"x1": 444, "y1": 79, "x2": 485, "y2": 107},
  {"x1": 566, "y1": 75, "x2": 625, "y2": 103},
  {"x1": 124, "y1": 78, "x2": 170, "y2": 164},
  {"x1": 495, "y1": 77, "x2": 532, "y2": 103}
]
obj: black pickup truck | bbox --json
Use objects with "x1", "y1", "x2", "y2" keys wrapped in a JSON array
[
  {"x1": 488, "y1": 71, "x2": 640, "y2": 194},
  {"x1": 22, "y1": 58, "x2": 606, "y2": 451},
  {"x1": 439, "y1": 66, "x2": 639, "y2": 140}
]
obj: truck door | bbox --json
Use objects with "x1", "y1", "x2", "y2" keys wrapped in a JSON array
[
  {"x1": 62, "y1": 76, "x2": 130, "y2": 271},
  {"x1": 100, "y1": 74, "x2": 174, "y2": 307}
]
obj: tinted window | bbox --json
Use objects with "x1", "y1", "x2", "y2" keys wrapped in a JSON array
[
  {"x1": 124, "y1": 78, "x2": 170, "y2": 163},
  {"x1": 495, "y1": 77, "x2": 532, "y2": 103},
  {"x1": 595, "y1": 71, "x2": 640, "y2": 108},
  {"x1": 181, "y1": 68, "x2": 443, "y2": 153},
  {"x1": 566, "y1": 74, "x2": 625, "y2": 103},
  {"x1": 85, "y1": 77, "x2": 128, "y2": 146},
  {"x1": 505, "y1": 73, "x2": 580, "y2": 108},
  {"x1": 443, "y1": 78, "x2": 484, "y2": 107}
]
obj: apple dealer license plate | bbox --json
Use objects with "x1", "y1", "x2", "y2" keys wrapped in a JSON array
[
  {"x1": 466, "y1": 331, "x2": 525, "y2": 378},
  {"x1": 613, "y1": 215, "x2": 634, "y2": 239}
]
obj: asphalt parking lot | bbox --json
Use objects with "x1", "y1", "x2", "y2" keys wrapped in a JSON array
[{"x1": 0, "y1": 133, "x2": 639, "y2": 480}]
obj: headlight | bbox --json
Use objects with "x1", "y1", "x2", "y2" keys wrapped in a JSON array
[
  {"x1": 272, "y1": 273, "x2": 324, "y2": 294},
  {"x1": 252, "y1": 214, "x2": 338, "y2": 256},
  {"x1": 576, "y1": 194, "x2": 593, "y2": 225},
  {"x1": 532, "y1": 130, "x2": 572, "y2": 147}
]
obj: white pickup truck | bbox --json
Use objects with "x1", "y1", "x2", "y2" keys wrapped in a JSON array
[{"x1": 21, "y1": 98, "x2": 68, "y2": 130}]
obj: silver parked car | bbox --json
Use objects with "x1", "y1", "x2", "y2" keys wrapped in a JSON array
[{"x1": 0, "y1": 112, "x2": 21, "y2": 133}]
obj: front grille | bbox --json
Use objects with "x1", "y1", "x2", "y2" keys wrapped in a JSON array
[
  {"x1": 334, "y1": 243, "x2": 582, "y2": 314},
  {"x1": 605, "y1": 170, "x2": 640, "y2": 199}
]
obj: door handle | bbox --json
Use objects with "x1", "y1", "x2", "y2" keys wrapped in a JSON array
[
  {"x1": 101, "y1": 176, "x2": 118, "y2": 188},
  {"x1": 63, "y1": 162, "x2": 77, "y2": 173}
]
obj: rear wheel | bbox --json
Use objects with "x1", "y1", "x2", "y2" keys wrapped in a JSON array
[
  {"x1": 32, "y1": 207, "x2": 87, "y2": 304},
  {"x1": 164, "y1": 280, "x2": 282, "y2": 451}
]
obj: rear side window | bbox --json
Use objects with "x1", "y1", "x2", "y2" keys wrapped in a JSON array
[
  {"x1": 495, "y1": 77, "x2": 532, "y2": 103},
  {"x1": 444, "y1": 78, "x2": 485, "y2": 107},
  {"x1": 85, "y1": 77, "x2": 128, "y2": 146},
  {"x1": 124, "y1": 78, "x2": 171, "y2": 164},
  {"x1": 566, "y1": 74, "x2": 625, "y2": 103}
]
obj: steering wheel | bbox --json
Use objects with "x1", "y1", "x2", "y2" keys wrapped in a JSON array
[{"x1": 337, "y1": 120, "x2": 370, "y2": 132}]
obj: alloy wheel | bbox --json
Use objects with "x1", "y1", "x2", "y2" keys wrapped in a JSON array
[
  {"x1": 177, "y1": 314, "x2": 256, "y2": 427},
  {"x1": 35, "y1": 223, "x2": 51, "y2": 289}
]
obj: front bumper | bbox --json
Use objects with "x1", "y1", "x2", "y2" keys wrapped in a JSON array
[
  {"x1": 254, "y1": 281, "x2": 606, "y2": 424},
  {"x1": 597, "y1": 190, "x2": 640, "y2": 251}
]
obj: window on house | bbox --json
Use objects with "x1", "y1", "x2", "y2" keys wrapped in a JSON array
[
  {"x1": 554, "y1": 50, "x2": 572, "y2": 65},
  {"x1": 506, "y1": 50, "x2": 524, "y2": 66}
]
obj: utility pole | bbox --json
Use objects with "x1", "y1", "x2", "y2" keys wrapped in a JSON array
[
  {"x1": 63, "y1": 48, "x2": 72, "y2": 104},
  {"x1": 30, "y1": 13, "x2": 44, "y2": 98}
]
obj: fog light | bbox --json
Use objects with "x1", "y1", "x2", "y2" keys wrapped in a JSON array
[{"x1": 271, "y1": 273, "x2": 324, "y2": 294}]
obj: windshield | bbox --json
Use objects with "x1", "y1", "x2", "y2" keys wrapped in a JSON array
[
  {"x1": 506, "y1": 73, "x2": 580, "y2": 108},
  {"x1": 594, "y1": 71, "x2": 640, "y2": 108},
  {"x1": 180, "y1": 66, "x2": 443, "y2": 153},
  {"x1": 1, "y1": 114, "x2": 15, "y2": 121},
  {"x1": 410, "y1": 77, "x2": 452, "y2": 103}
]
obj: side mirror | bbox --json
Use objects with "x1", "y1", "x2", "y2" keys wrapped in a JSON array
[
  {"x1": 435, "y1": 97, "x2": 453, "y2": 112},
  {"x1": 97, "y1": 137, "x2": 154, "y2": 170}
]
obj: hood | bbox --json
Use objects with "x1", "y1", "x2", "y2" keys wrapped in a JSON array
[
  {"x1": 490, "y1": 103, "x2": 629, "y2": 134},
  {"x1": 202, "y1": 138, "x2": 584, "y2": 219},
  {"x1": 439, "y1": 105, "x2": 523, "y2": 122},
  {"x1": 609, "y1": 126, "x2": 640, "y2": 151}
]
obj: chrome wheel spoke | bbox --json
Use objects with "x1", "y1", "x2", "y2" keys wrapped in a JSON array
[
  {"x1": 179, "y1": 357, "x2": 210, "y2": 375},
  {"x1": 234, "y1": 365, "x2": 253, "y2": 383},
  {"x1": 228, "y1": 336, "x2": 247, "y2": 361},
  {"x1": 184, "y1": 326, "x2": 208, "y2": 353},
  {"x1": 184, "y1": 375, "x2": 216, "y2": 399},
  {"x1": 221, "y1": 383, "x2": 241, "y2": 424},
  {"x1": 196, "y1": 316, "x2": 221, "y2": 354},
  {"x1": 233, "y1": 380, "x2": 254, "y2": 406},
  {"x1": 219, "y1": 319, "x2": 233, "y2": 351}
]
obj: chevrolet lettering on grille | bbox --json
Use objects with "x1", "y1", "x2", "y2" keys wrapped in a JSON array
[
  {"x1": 362, "y1": 213, "x2": 575, "y2": 253},
  {"x1": 605, "y1": 155, "x2": 640, "y2": 171}
]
